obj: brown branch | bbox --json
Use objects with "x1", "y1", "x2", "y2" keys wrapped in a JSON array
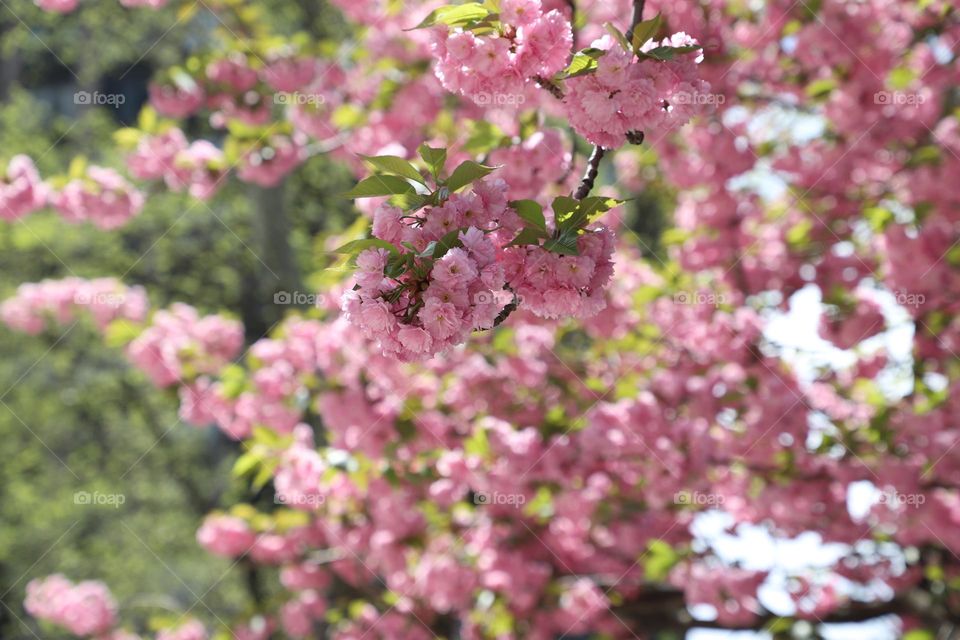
[
  {"x1": 625, "y1": 0, "x2": 647, "y2": 44},
  {"x1": 573, "y1": 146, "x2": 605, "y2": 199},
  {"x1": 533, "y1": 74, "x2": 565, "y2": 100},
  {"x1": 613, "y1": 590, "x2": 947, "y2": 633}
]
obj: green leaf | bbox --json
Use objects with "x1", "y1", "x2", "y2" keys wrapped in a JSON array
[
  {"x1": 418, "y1": 144, "x2": 447, "y2": 179},
  {"x1": 554, "y1": 196, "x2": 624, "y2": 232},
  {"x1": 445, "y1": 160, "x2": 497, "y2": 192},
  {"x1": 137, "y1": 106, "x2": 158, "y2": 132},
  {"x1": 343, "y1": 175, "x2": 416, "y2": 199},
  {"x1": 232, "y1": 451, "x2": 262, "y2": 478},
  {"x1": 543, "y1": 233, "x2": 579, "y2": 256},
  {"x1": 551, "y1": 196, "x2": 579, "y2": 224},
  {"x1": 630, "y1": 13, "x2": 663, "y2": 51},
  {"x1": 511, "y1": 199, "x2": 546, "y2": 233},
  {"x1": 411, "y1": 3, "x2": 490, "y2": 29},
  {"x1": 112, "y1": 127, "x2": 142, "y2": 148},
  {"x1": 639, "y1": 45, "x2": 702, "y2": 61},
  {"x1": 463, "y1": 120, "x2": 507, "y2": 154},
  {"x1": 806, "y1": 77, "x2": 836, "y2": 98},
  {"x1": 389, "y1": 192, "x2": 429, "y2": 210},
  {"x1": 888, "y1": 66, "x2": 916, "y2": 91},
  {"x1": 419, "y1": 229, "x2": 465, "y2": 260},
  {"x1": 864, "y1": 206, "x2": 893, "y2": 232},
  {"x1": 67, "y1": 155, "x2": 88, "y2": 180},
  {"x1": 559, "y1": 48, "x2": 604, "y2": 79},
  {"x1": 605, "y1": 22, "x2": 631, "y2": 52},
  {"x1": 508, "y1": 228, "x2": 547, "y2": 247},
  {"x1": 359, "y1": 155, "x2": 426, "y2": 184},
  {"x1": 580, "y1": 196, "x2": 623, "y2": 217},
  {"x1": 643, "y1": 539, "x2": 679, "y2": 582},
  {"x1": 333, "y1": 238, "x2": 400, "y2": 256}
]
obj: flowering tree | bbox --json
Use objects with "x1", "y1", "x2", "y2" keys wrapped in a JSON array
[{"x1": 3, "y1": 0, "x2": 960, "y2": 638}]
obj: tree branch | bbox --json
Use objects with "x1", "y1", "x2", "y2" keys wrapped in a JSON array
[{"x1": 573, "y1": 146, "x2": 606, "y2": 199}]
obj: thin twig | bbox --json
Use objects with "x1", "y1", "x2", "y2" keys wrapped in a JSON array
[
  {"x1": 625, "y1": 0, "x2": 646, "y2": 44},
  {"x1": 534, "y1": 74, "x2": 565, "y2": 100},
  {"x1": 573, "y1": 146, "x2": 606, "y2": 199}
]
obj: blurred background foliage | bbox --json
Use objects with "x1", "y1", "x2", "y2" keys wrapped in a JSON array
[{"x1": 0, "y1": 1, "x2": 356, "y2": 637}]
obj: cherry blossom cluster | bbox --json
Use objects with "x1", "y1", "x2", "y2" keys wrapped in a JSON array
[
  {"x1": 53, "y1": 166, "x2": 145, "y2": 230},
  {"x1": 148, "y1": 52, "x2": 318, "y2": 124},
  {"x1": 341, "y1": 178, "x2": 522, "y2": 360},
  {"x1": 563, "y1": 33, "x2": 710, "y2": 148},
  {"x1": 127, "y1": 128, "x2": 226, "y2": 200},
  {"x1": 126, "y1": 303, "x2": 243, "y2": 387},
  {"x1": 503, "y1": 225, "x2": 616, "y2": 319},
  {"x1": 430, "y1": 0, "x2": 573, "y2": 105},
  {"x1": 0, "y1": 155, "x2": 47, "y2": 221},
  {"x1": 24, "y1": 574, "x2": 117, "y2": 637},
  {"x1": 0, "y1": 277, "x2": 148, "y2": 334}
]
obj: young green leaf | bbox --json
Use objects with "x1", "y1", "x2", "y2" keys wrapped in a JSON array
[
  {"x1": 551, "y1": 196, "x2": 579, "y2": 225},
  {"x1": 422, "y1": 228, "x2": 465, "y2": 259},
  {"x1": 630, "y1": 14, "x2": 663, "y2": 51},
  {"x1": 445, "y1": 160, "x2": 498, "y2": 192},
  {"x1": 510, "y1": 199, "x2": 546, "y2": 233},
  {"x1": 418, "y1": 144, "x2": 448, "y2": 179},
  {"x1": 333, "y1": 238, "x2": 400, "y2": 256},
  {"x1": 508, "y1": 227, "x2": 549, "y2": 247},
  {"x1": 343, "y1": 175, "x2": 417, "y2": 199},
  {"x1": 561, "y1": 196, "x2": 625, "y2": 231},
  {"x1": 639, "y1": 45, "x2": 702, "y2": 61},
  {"x1": 411, "y1": 3, "x2": 490, "y2": 30},
  {"x1": 559, "y1": 48, "x2": 605, "y2": 79},
  {"x1": 359, "y1": 155, "x2": 427, "y2": 184},
  {"x1": 605, "y1": 23, "x2": 631, "y2": 52},
  {"x1": 543, "y1": 233, "x2": 579, "y2": 256}
]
